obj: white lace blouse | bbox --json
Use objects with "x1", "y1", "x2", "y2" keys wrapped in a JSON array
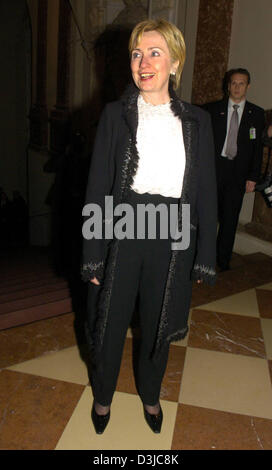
[{"x1": 131, "y1": 94, "x2": 185, "y2": 198}]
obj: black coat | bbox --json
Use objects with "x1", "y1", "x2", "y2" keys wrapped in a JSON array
[
  {"x1": 204, "y1": 98, "x2": 265, "y2": 185},
  {"x1": 82, "y1": 83, "x2": 217, "y2": 363}
]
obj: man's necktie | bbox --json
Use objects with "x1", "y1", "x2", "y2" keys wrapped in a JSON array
[{"x1": 225, "y1": 104, "x2": 239, "y2": 160}]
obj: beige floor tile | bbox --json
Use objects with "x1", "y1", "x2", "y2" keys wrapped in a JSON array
[
  {"x1": 197, "y1": 289, "x2": 259, "y2": 317},
  {"x1": 179, "y1": 347, "x2": 272, "y2": 419},
  {"x1": 261, "y1": 319, "x2": 272, "y2": 360},
  {"x1": 7, "y1": 346, "x2": 89, "y2": 385},
  {"x1": 171, "y1": 336, "x2": 188, "y2": 347},
  {"x1": 258, "y1": 282, "x2": 272, "y2": 291},
  {"x1": 126, "y1": 327, "x2": 133, "y2": 338},
  {"x1": 171, "y1": 337, "x2": 188, "y2": 347},
  {"x1": 56, "y1": 387, "x2": 178, "y2": 450}
]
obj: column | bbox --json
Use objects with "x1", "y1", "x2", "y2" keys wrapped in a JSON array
[{"x1": 191, "y1": 0, "x2": 234, "y2": 105}]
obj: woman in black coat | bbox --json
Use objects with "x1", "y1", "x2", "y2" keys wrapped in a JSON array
[{"x1": 82, "y1": 18, "x2": 217, "y2": 434}]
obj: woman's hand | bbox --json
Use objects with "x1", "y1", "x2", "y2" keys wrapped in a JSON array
[
  {"x1": 90, "y1": 277, "x2": 100, "y2": 286},
  {"x1": 196, "y1": 279, "x2": 203, "y2": 284}
]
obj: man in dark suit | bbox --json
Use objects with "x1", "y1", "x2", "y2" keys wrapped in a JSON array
[{"x1": 204, "y1": 68, "x2": 265, "y2": 271}]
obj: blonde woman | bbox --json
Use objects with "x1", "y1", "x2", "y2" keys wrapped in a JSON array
[{"x1": 82, "y1": 19, "x2": 217, "y2": 434}]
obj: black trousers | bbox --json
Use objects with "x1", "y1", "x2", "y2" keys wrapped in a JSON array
[
  {"x1": 88, "y1": 190, "x2": 179, "y2": 406},
  {"x1": 216, "y1": 157, "x2": 245, "y2": 268}
]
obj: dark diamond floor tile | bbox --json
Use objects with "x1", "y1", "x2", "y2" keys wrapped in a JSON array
[
  {"x1": 0, "y1": 313, "x2": 78, "y2": 369},
  {"x1": 0, "y1": 369, "x2": 85, "y2": 450},
  {"x1": 256, "y1": 289, "x2": 272, "y2": 318},
  {"x1": 171, "y1": 404, "x2": 272, "y2": 450},
  {"x1": 188, "y1": 309, "x2": 265, "y2": 358}
]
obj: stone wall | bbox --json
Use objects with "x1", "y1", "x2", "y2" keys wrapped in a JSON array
[{"x1": 191, "y1": 0, "x2": 234, "y2": 105}]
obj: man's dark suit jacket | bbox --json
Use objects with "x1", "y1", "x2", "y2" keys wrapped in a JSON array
[{"x1": 204, "y1": 98, "x2": 265, "y2": 186}]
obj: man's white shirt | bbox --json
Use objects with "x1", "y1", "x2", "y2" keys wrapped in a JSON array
[{"x1": 221, "y1": 98, "x2": 246, "y2": 157}]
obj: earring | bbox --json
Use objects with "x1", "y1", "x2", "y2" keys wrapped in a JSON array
[{"x1": 170, "y1": 71, "x2": 176, "y2": 76}]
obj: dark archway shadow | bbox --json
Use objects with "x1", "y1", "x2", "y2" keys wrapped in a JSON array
[{"x1": 0, "y1": 0, "x2": 31, "y2": 253}]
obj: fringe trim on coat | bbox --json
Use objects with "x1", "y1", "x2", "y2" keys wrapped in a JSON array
[
  {"x1": 154, "y1": 85, "x2": 199, "y2": 356},
  {"x1": 81, "y1": 261, "x2": 104, "y2": 282},
  {"x1": 192, "y1": 263, "x2": 217, "y2": 285}
]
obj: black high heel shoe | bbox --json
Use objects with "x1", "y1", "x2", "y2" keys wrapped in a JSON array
[
  {"x1": 91, "y1": 404, "x2": 110, "y2": 434},
  {"x1": 144, "y1": 404, "x2": 163, "y2": 433}
]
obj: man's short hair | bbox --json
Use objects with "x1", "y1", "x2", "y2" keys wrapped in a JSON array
[{"x1": 227, "y1": 68, "x2": 251, "y2": 84}]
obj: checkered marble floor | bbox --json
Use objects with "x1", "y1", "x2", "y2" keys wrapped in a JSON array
[{"x1": 1, "y1": 278, "x2": 272, "y2": 450}]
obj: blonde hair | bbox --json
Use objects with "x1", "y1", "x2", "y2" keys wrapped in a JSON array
[{"x1": 129, "y1": 18, "x2": 186, "y2": 90}]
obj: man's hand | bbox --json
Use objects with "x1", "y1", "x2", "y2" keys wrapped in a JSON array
[
  {"x1": 246, "y1": 180, "x2": 256, "y2": 193},
  {"x1": 90, "y1": 277, "x2": 100, "y2": 285}
]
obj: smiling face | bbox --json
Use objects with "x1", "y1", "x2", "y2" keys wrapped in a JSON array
[
  {"x1": 228, "y1": 73, "x2": 250, "y2": 103},
  {"x1": 130, "y1": 30, "x2": 178, "y2": 104}
]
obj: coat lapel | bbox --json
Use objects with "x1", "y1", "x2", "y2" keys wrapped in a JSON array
[
  {"x1": 120, "y1": 83, "x2": 140, "y2": 200},
  {"x1": 178, "y1": 103, "x2": 199, "y2": 204},
  {"x1": 168, "y1": 86, "x2": 199, "y2": 212}
]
